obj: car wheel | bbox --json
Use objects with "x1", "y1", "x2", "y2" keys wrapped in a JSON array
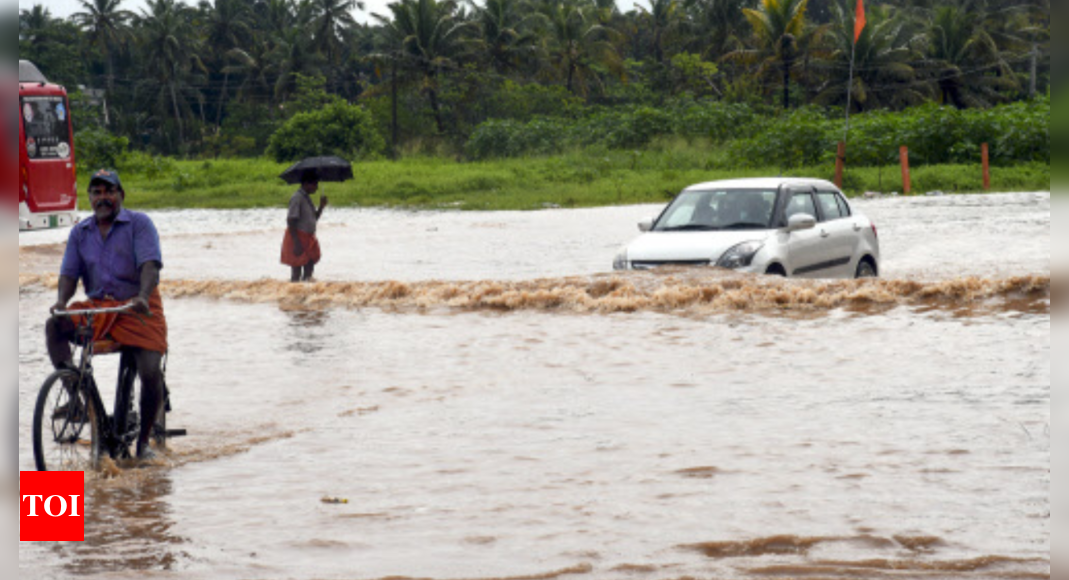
[
  {"x1": 765, "y1": 264, "x2": 787, "y2": 277},
  {"x1": 855, "y1": 259, "x2": 877, "y2": 279}
]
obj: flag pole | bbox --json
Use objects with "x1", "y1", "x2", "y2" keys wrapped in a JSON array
[
  {"x1": 844, "y1": 39, "x2": 857, "y2": 145},
  {"x1": 844, "y1": 0, "x2": 865, "y2": 145},
  {"x1": 839, "y1": 0, "x2": 865, "y2": 190}
]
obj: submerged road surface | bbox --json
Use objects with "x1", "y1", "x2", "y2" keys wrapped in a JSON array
[{"x1": 18, "y1": 193, "x2": 1050, "y2": 580}]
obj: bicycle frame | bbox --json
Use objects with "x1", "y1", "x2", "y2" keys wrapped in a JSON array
[
  {"x1": 53, "y1": 305, "x2": 157, "y2": 461},
  {"x1": 36, "y1": 305, "x2": 185, "y2": 471}
]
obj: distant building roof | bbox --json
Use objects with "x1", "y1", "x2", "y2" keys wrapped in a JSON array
[{"x1": 19, "y1": 61, "x2": 48, "y2": 84}]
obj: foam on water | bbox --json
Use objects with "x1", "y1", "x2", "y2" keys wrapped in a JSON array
[{"x1": 18, "y1": 270, "x2": 1051, "y2": 317}]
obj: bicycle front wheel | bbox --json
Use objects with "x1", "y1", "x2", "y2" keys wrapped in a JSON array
[{"x1": 33, "y1": 370, "x2": 103, "y2": 472}]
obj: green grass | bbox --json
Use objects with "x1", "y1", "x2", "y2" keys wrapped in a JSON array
[{"x1": 78, "y1": 146, "x2": 1051, "y2": 211}]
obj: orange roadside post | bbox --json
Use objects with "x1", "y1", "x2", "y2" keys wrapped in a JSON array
[
  {"x1": 900, "y1": 146, "x2": 911, "y2": 195},
  {"x1": 982, "y1": 143, "x2": 991, "y2": 191},
  {"x1": 835, "y1": 142, "x2": 846, "y2": 189}
]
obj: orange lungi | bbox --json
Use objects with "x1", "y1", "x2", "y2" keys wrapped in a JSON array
[
  {"x1": 69, "y1": 288, "x2": 168, "y2": 354},
  {"x1": 281, "y1": 230, "x2": 321, "y2": 268}
]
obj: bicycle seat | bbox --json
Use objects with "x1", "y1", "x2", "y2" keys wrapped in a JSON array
[{"x1": 93, "y1": 340, "x2": 123, "y2": 355}]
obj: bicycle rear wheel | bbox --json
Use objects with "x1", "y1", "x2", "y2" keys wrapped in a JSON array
[{"x1": 33, "y1": 370, "x2": 103, "y2": 472}]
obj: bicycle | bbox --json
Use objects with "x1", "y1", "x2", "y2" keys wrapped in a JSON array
[{"x1": 32, "y1": 304, "x2": 186, "y2": 472}]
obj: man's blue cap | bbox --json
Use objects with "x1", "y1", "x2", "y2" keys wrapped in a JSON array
[{"x1": 88, "y1": 169, "x2": 123, "y2": 192}]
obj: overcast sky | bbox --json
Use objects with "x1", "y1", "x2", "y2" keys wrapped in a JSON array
[{"x1": 19, "y1": 0, "x2": 642, "y2": 23}]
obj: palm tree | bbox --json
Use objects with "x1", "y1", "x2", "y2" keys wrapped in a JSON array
[
  {"x1": 72, "y1": 0, "x2": 135, "y2": 95},
  {"x1": 923, "y1": 0, "x2": 1021, "y2": 108},
  {"x1": 813, "y1": 0, "x2": 928, "y2": 111},
  {"x1": 268, "y1": 24, "x2": 325, "y2": 103},
  {"x1": 374, "y1": 0, "x2": 471, "y2": 134},
  {"x1": 19, "y1": 5, "x2": 57, "y2": 48},
  {"x1": 731, "y1": 0, "x2": 814, "y2": 109},
  {"x1": 638, "y1": 0, "x2": 683, "y2": 64},
  {"x1": 255, "y1": 0, "x2": 297, "y2": 36},
  {"x1": 246, "y1": 0, "x2": 322, "y2": 103},
  {"x1": 465, "y1": 0, "x2": 541, "y2": 76},
  {"x1": 202, "y1": 0, "x2": 253, "y2": 49},
  {"x1": 1028, "y1": 0, "x2": 1049, "y2": 98},
  {"x1": 535, "y1": 1, "x2": 623, "y2": 97},
  {"x1": 200, "y1": 0, "x2": 254, "y2": 125},
  {"x1": 310, "y1": 0, "x2": 364, "y2": 67},
  {"x1": 19, "y1": 6, "x2": 89, "y2": 86},
  {"x1": 224, "y1": 42, "x2": 276, "y2": 105},
  {"x1": 137, "y1": 0, "x2": 207, "y2": 150},
  {"x1": 683, "y1": 0, "x2": 756, "y2": 60}
]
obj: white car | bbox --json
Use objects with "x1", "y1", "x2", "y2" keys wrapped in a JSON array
[{"x1": 613, "y1": 178, "x2": 880, "y2": 278}]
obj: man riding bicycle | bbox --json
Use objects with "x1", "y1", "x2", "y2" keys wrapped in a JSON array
[{"x1": 46, "y1": 170, "x2": 168, "y2": 462}]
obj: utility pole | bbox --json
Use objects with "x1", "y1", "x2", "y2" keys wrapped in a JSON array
[{"x1": 1030, "y1": 42, "x2": 1038, "y2": 99}]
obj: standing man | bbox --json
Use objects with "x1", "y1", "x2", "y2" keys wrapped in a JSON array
[
  {"x1": 281, "y1": 170, "x2": 328, "y2": 282},
  {"x1": 46, "y1": 170, "x2": 168, "y2": 461}
]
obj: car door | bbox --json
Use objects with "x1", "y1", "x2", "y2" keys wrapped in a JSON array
[
  {"x1": 781, "y1": 188, "x2": 829, "y2": 278},
  {"x1": 815, "y1": 190, "x2": 857, "y2": 277}
]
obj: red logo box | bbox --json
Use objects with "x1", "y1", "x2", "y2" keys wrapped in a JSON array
[{"x1": 20, "y1": 471, "x2": 85, "y2": 542}]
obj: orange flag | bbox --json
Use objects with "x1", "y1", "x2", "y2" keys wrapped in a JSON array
[{"x1": 854, "y1": 0, "x2": 867, "y2": 43}]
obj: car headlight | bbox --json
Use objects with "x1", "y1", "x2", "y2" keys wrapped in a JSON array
[
  {"x1": 613, "y1": 247, "x2": 629, "y2": 270},
  {"x1": 716, "y1": 241, "x2": 764, "y2": 270}
]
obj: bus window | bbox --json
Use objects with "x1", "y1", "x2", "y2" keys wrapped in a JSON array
[{"x1": 20, "y1": 95, "x2": 71, "y2": 160}]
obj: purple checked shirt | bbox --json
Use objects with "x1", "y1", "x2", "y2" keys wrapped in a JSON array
[{"x1": 60, "y1": 209, "x2": 163, "y2": 301}]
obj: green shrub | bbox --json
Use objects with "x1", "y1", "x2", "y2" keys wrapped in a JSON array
[
  {"x1": 75, "y1": 128, "x2": 129, "y2": 172},
  {"x1": 728, "y1": 107, "x2": 836, "y2": 168},
  {"x1": 668, "y1": 100, "x2": 765, "y2": 143},
  {"x1": 482, "y1": 81, "x2": 585, "y2": 122},
  {"x1": 219, "y1": 101, "x2": 280, "y2": 155},
  {"x1": 267, "y1": 101, "x2": 386, "y2": 163},
  {"x1": 466, "y1": 117, "x2": 570, "y2": 159},
  {"x1": 609, "y1": 107, "x2": 674, "y2": 149},
  {"x1": 464, "y1": 99, "x2": 1048, "y2": 168},
  {"x1": 729, "y1": 100, "x2": 1048, "y2": 169},
  {"x1": 119, "y1": 150, "x2": 178, "y2": 180}
]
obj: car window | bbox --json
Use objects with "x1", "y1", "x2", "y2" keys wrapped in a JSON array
[
  {"x1": 655, "y1": 190, "x2": 776, "y2": 231},
  {"x1": 658, "y1": 194, "x2": 703, "y2": 229},
  {"x1": 835, "y1": 194, "x2": 852, "y2": 217},
  {"x1": 785, "y1": 192, "x2": 817, "y2": 221},
  {"x1": 816, "y1": 192, "x2": 844, "y2": 222}
]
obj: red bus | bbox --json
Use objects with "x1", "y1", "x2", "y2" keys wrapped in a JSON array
[{"x1": 18, "y1": 60, "x2": 78, "y2": 231}]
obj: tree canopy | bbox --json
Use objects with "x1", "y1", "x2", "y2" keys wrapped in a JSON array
[{"x1": 17, "y1": 0, "x2": 1049, "y2": 157}]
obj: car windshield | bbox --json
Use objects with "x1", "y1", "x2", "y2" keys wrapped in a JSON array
[{"x1": 655, "y1": 189, "x2": 777, "y2": 232}]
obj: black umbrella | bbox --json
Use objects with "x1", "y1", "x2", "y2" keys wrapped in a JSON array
[{"x1": 279, "y1": 156, "x2": 354, "y2": 185}]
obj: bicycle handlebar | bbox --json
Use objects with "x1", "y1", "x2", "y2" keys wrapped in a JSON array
[{"x1": 51, "y1": 303, "x2": 136, "y2": 318}]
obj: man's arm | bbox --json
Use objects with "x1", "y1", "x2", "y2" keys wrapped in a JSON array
[
  {"x1": 51, "y1": 276, "x2": 78, "y2": 314},
  {"x1": 131, "y1": 261, "x2": 161, "y2": 314},
  {"x1": 316, "y1": 196, "x2": 329, "y2": 220}
]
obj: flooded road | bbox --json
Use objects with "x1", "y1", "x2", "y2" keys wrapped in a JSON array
[{"x1": 18, "y1": 193, "x2": 1050, "y2": 580}]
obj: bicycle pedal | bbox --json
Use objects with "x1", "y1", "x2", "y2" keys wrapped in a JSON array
[{"x1": 51, "y1": 402, "x2": 88, "y2": 423}]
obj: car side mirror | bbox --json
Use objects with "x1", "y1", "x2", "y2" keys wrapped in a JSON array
[
  {"x1": 786, "y1": 213, "x2": 817, "y2": 231},
  {"x1": 638, "y1": 218, "x2": 654, "y2": 232}
]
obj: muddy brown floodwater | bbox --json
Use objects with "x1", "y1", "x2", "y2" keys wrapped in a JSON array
[{"x1": 19, "y1": 193, "x2": 1049, "y2": 580}]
